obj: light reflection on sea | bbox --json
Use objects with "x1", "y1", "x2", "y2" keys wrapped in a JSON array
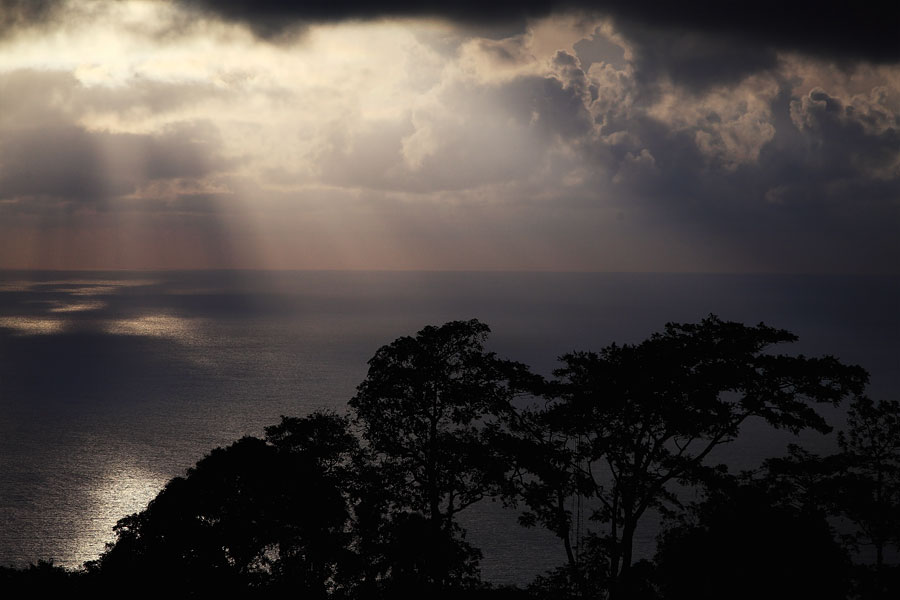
[
  {"x1": 0, "y1": 316, "x2": 66, "y2": 335},
  {"x1": 70, "y1": 462, "x2": 170, "y2": 564},
  {"x1": 0, "y1": 271, "x2": 897, "y2": 585},
  {"x1": 103, "y1": 314, "x2": 203, "y2": 342},
  {"x1": 48, "y1": 300, "x2": 107, "y2": 314}
]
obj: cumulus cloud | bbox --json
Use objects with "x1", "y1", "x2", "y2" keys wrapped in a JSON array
[
  {"x1": 779, "y1": 85, "x2": 900, "y2": 188},
  {"x1": 644, "y1": 74, "x2": 780, "y2": 169},
  {"x1": 0, "y1": 4, "x2": 898, "y2": 272},
  {"x1": 313, "y1": 72, "x2": 591, "y2": 193}
]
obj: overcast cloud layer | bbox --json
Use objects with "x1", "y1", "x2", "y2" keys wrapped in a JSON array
[{"x1": 0, "y1": 0, "x2": 897, "y2": 272}]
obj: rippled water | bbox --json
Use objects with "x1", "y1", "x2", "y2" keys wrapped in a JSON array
[{"x1": 0, "y1": 271, "x2": 897, "y2": 583}]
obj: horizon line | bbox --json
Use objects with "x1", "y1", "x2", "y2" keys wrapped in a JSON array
[{"x1": 0, "y1": 267, "x2": 897, "y2": 277}]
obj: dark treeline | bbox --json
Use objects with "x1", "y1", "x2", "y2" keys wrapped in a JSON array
[{"x1": 3, "y1": 316, "x2": 899, "y2": 598}]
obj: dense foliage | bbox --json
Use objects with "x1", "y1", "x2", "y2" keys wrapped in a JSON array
[{"x1": 4, "y1": 317, "x2": 897, "y2": 599}]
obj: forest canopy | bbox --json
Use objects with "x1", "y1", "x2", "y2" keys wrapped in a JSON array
[{"x1": 5, "y1": 316, "x2": 897, "y2": 599}]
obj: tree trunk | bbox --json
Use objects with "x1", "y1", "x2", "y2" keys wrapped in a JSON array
[
  {"x1": 609, "y1": 516, "x2": 635, "y2": 600},
  {"x1": 557, "y1": 488, "x2": 576, "y2": 565},
  {"x1": 428, "y1": 387, "x2": 441, "y2": 529},
  {"x1": 607, "y1": 490, "x2": 620, "y2": 582},
  {"x1": 620, "y1": 519, "x2": 635, "y2": 577}
]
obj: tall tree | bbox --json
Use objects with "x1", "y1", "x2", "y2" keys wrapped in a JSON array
[
  {"x1": 835, "y1": 397, "x2": 900, "y2": 570},
  {"x1": 511, "y1": 315, "x2": 868, "y2": 597},
  {"x1": 763, "y1": 398, "x2": 900, "y2": 568},
  {"x1": 759, "y1": 397, "x2": 900, "y2": 598},
  {"x1": 347, "y1": 319, "x2": 532, "y2": 590}
]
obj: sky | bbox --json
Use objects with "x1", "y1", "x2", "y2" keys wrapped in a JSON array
[{"x1": 0, "y1": 0, "x2": 897, "y2": 272}]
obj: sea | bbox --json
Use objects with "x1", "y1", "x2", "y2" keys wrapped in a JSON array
[{"x1": 0, "y1": 270, "x2": 898, "y2": 584}]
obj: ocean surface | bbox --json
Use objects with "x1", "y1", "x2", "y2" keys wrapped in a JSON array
[{"x1": 0, "y1": 270, "x2": 898, "y2": 584}]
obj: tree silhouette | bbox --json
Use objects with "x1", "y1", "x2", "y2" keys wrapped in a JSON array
[
  {"x1": 761, "y1": 399, "x2": 900, "y2": 553},
  {"x1": 0, "y1": 560, "x2": 87, "y2": 596},
  {"x1": 836, "y1": 397, "x2": 900, "y2": 570},
  {"x1": 653, "y1": 478, "x2": 851, "y2": 600},
  {"x1": 264, "y1": 411, "x2": 359, "y2": 492},
  {"x1": 95, "y1": 430, "x2": 352, "y2": 597},
  {"x1": 507, "y1": 315, "x2": 867, "y2": 598},
  {"x1": 763, "y1": 397, "x2": 900, "y2": 597},
  {"x1": 347, "y1": 319, "x2": 532, "y2": 591},
  {"x1": 66, "y1": 316, "x2": 878, "y2": 599}
]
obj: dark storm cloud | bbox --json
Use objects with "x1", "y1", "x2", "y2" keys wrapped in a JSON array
[
  {"x1": 598, "y1": 83, "x2": 900, "y2": 213},
  {"x1": 0, "y1": 0, "x2": 63, "y2": 34},
  {"x1": 606, "y1": 1, "x2": 898, "y2": 65},
  {"x1": 628, "y1": 97, "x2": 899, "y2": 271},
  {"x1": 0, "y1": 125, "x2": 123, "y2": 202},
  {"x1": 179, "y1": 0, "x2": 557, "y2": 34},
  {"x1": 178, "y1": 1, "x2": 899, "y2": 63},
  {"x1": 0, "y1": 69, "x2": 235, "y2": 208},
  {"x1": 3, "y1": 2, "x2": 894, "y2": 92},
  {"x1": 623, "y1": 28, "x2": 780, "y2": 92},
  {"x1": 0, "y1": 122, "x2": 231, "y2": 205},
  {"x1": 516, "y1": 48, "x2": 900, "y2": 272},
  {"x1": 758, "y1": 87, "x2": 900, "y2": 208}
]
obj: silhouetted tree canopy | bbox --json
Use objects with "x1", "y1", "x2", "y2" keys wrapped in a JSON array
[
  {"x1": 95, "y1": 430, "x2": 351, "y2": 597},
  {"x1": 265, "y1": 410, "x2": 360, "y2": 488},
  {"x1": 654, "y1": 479, "x2": 851, "y2": 600},
  {"x1": 836, "y1": 397, "x2": 900, "y2": 569},
  {"x1": 760, "y1": 396, "x2": 900, "y2": 598},
  {"x1": 12, "y1": 316, "x2": 890, "y2": 599},
  {"x1": 0, "y1": 560, "x2": 87, "y2": 596},
  {"x1": 503, "y1": 315, "x2": 867, "y2": 598},
  {"x1": 348, "y1": 319, "x2": 534, "y2": 591}
]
